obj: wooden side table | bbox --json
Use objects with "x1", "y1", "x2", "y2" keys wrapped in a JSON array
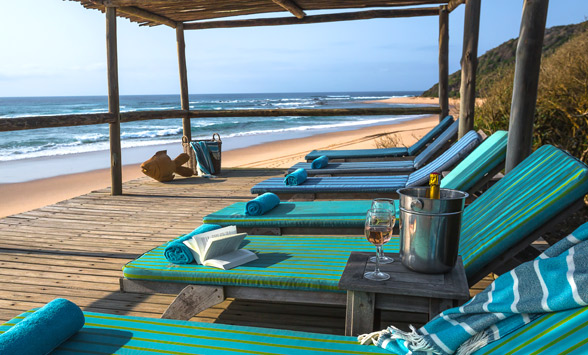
[{"x1": 338, "y1": 252, "x2": 470, "y2": 336}]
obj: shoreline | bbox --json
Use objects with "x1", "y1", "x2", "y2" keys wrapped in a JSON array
[{"x1": 0, "y1": 102, "x2": 443, "y2": 218}]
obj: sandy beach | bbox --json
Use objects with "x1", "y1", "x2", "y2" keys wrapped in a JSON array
[{"x1": 0, "y1": 100, "x2": 444, "y2": 218}]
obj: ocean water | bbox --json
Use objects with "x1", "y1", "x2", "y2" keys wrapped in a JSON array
[{"x1": 0, "y1": 92, "x2": 424, "y2": 162}]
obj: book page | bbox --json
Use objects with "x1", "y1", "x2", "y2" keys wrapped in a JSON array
[
  {"x1": 202, "y1": 233, "x2": 247, "y2": 261},
  {"x1": 203, "y1": 249, "x2": 258, "y2": 270},
  {"x1": 192, "y1": 226, "x2": 237, "y2": 255},
  {"x1": 182, "y1": 226, "x2": 237, "y2": 264}
]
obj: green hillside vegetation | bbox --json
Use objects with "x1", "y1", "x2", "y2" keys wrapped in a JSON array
[
  {"x1": 422, "y1": 21, "x2": 588, "y2": 98},
  {"x1": 475, "y1": 26, "x2": 588, "y2": 163}
]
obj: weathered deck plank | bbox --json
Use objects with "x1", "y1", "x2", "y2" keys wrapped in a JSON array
[{"x1": 0, "y1": 168, "x2": 494, "y2": 334}]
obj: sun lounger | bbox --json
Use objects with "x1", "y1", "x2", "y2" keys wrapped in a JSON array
[
  {"x1": 4, "y1": 296, "x2": 588, "y2": 355},
  {"x1": 291, "y1": 130, "x2": 505, "y2": 178},
  {"x1": 205, "y1": 131, "x2": 507, "y2": 235},
  {"x1": 122, "y1": 146, "x2": 588, "y2": 317},
  {"x1": 252, "y1": 128, "x2": 480, "y2": 199},
  {"x1": 304, "y1": 115, "x2": 454, "y2": 162},
  {"x1": 8, "y1": 300, "x2": 587, "y2": 355}
]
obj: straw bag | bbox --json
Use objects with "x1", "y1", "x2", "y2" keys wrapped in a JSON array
[{"x1": 182, "y1": 133, "x2": 222, "y2": 176}]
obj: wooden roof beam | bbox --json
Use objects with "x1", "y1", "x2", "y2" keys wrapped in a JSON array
[
  {"x1": 91, "y1": 1, "x2": 177, "y2": 27},
  {"x1": 272, "y1": 0, "x2": 306, "y2": 19},
  {"x1": 447, "y1": 0, "x2": 465, "y2": 12},
  {"x1": 117, "y1": 6, "x2": 178, "y2": 27},
  {"x1": 184, "y1": 8, "x2": 439, "y2": 30}
]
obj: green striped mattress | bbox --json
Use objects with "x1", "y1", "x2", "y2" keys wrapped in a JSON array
[
  {"x1": 459, "y1": 145, "x2": 588, "y2": 280},
  {"x1": 2, "y1": 305, "x2": 588, "y2": 354},
  {"x1": 204, "y1": 131, "x2": 505, "y2": 231},
  {"x1": 203, "y1": 200, "x2": 398, "y2": 228},
  {"x1": 131, "y1": 145, "x2": 588, "y2": 289},
  {"x1": 123, "y1": 235, "x2": 386, "y2": 292},
  {"x1": 0, "y1": 311, "x2": 389, "y2": 354}
]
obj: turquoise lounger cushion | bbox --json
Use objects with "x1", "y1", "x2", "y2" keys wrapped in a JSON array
[
  {"x1": 287, "y1": 160, "x2": 415, "y2": 175},
  {"x1": 407, "y1": 115, "x2": 454, "y2": 156},
  {"x1": 123, "y1": 235, "x2": 389, "y2": 292},
  {"x1": 251, "y1": 175, "x2": 409, "y2": 194},
  {"x1": 441, "y1": 130, "x2": 508, "y2": 191},
  {"x1": 0, "y1": 310, "x2": 390, "y2": 355},
  {"x1": 459, "y1": 145, "x2": 588, "y2": 280},
  {"x1": 304, "y1": 116, "x2": 454, "y2": 160},
  {"x1": 304, "y1": 146, "x2": 409, "y2": 160},
  {"x1": 204, "y1": 200, "x2": 400, "y2": 228},
  {"x1": 412, "y1": 119, "x2": 459, "y2": 169},
  {"x1": 406, "y1": 130, "x2": 481, "y2": 187}
]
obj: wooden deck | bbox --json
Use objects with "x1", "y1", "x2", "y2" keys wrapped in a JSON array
[{"x1": 0, "y1": 168, "x2": 491, "y2": 334}]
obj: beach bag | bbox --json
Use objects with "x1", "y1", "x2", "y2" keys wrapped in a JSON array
[{"x1": 182, "y1": 133, "x2": 222, "y2": 176}]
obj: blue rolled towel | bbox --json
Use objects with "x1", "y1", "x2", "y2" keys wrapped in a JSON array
[
  {"x1": 284, "y1": 168, "x2": 307, "y2": 186},
  {"x1": 311, "y1": 155, "x2": 329, "y2": 169},
  {"x1": 245, "y1": 192, "x2": 281, "y2": 216},
  {"x1": 164, "y1": 224, "x2": 222, "y2": 264},
  {"x1": 0, "y1": 298, "x2": 84, "y2": 355}
]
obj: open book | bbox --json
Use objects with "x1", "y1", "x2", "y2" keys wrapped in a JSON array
[{"x1": 182, "y1": 226, "x2": 258, "y2": 270}]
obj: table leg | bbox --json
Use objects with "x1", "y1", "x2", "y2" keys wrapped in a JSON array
[
  {"x1": 428, "y1": 298, "x2": 454, "y2": 320},
  {"x1": 345, "y1": 290, "x2": 375, "y2": 336}
]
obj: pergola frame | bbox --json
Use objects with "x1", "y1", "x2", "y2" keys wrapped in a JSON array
[{"x1": 0, "y1": 0, "x2": 550, "y2": 195}]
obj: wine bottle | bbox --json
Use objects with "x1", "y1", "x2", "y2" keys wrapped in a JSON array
[{"x1": 429, "y1": 172, "x2": 441, "y2": 199}]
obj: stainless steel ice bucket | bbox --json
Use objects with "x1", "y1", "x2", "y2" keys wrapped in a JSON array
[{"x1": 397, "y1": 187, "x2": 468, "y2": 274}]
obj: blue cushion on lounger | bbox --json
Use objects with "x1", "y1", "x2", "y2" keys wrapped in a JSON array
[
  {"x1": 406, "y1": 130, "x2": 481, "y2": 187},
  {"x1": 304, "y1": 116, "x2": 454, "y2": 160},
  {"x1": 407, "y1": 115, "x2": 454, "y2": 155},
  {"x1": 412, "y1": 119, "x2": 459, "y2": 169},
  {"x1": 251, "y1": 175, "x2": 409, "y2": 195},
  {"x1": 287, "y1": 160, "x2": 416, "y2": 175}
]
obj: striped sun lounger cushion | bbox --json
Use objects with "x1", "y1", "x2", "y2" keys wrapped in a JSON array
[
  {"x1": 412, "y1": 119, "x2": 459, "y2": 169},
  {"x1": 407, "y1": 115, "x2": 455, "y2": 155},
  {"x1": 123, "y1": 235, "x2": 387, "y2": 292},
  {"x1": 441, "y1": 130, "x2": 508, "y2": 191},
  {"x1": 204, "y1": 200, "x2": 400, "y2": 228},
  {"x1": 405, "y1": 130, "x2": 481, "y2": 186},
  {"x1": 252, "y1": 129, "x2": 477, "y2": 195},
  {"x1": 251, "y1": 175, "x2": 409, "y2": 194},
  {"x1": 0, "y1": 311, "x2": 390, "y2": 355},
  {"x1": 289, "y1": 126, "x2": 473, "y2": 176},
  {"x1": 304, "y1": 115, "x2": 454, "y2": 160},
  {"x1": 287, "y1": 160, "x2": 415, "y2": 175},
  {"x1": 458, "y1": 144, "x2": 588, "y2": 280}
]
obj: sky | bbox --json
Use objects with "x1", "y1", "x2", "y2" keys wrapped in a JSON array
[{"x1": 1, "y1": 1, "x2": 587, "y2": 97}]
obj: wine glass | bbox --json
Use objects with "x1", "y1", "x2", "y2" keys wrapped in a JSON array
[
  {"x1": 364, "y1": 209, "x2": 393, "y2": 281},
  {"x1": 370, "y1": 198, "x2": 396, "y2": 264}
]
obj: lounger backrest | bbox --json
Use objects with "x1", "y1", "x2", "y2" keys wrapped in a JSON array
[
  {"x1": 459, "y1": 145, "x2": 588, "y2": 280},
  {"x1": 407, "y1": 115, "x2": 454, "y2": 156},
  {"x1": 413, "y1": 119, "x2": 459, "y2": 169},
  {"x1": 406, "y1": 130, "x2": 481, "y2": 187},
  {"x1": 441, "y1": 130, "x2": 508, "y2": 191}
]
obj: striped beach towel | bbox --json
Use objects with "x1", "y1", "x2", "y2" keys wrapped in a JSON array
[
  {"x1": 364, "y1": 221, "x2": 588, "y2": 355},
  {"x1": 190, "y1": 141, "x2": 215, "y2": 176}
]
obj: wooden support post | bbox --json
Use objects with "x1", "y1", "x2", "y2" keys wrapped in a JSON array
[
  {"x1": 438, "y1": 5, "x2": 449, "y2": 120},
  {"x1": 458, "y1": 0, "x2": 481, "y2": 138},
  {"x1": 176, "y1": 23, "x2": 191, "y2": 141},
  {"x1": 106, "y1": 7, "x2": 122, "y2": 196},
  {"x1": 505, "y1": 0, "x2": 549, "y2": 173},
  {"x1": 162, "y1": 285, "x2": 225, "y2": 320}
]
